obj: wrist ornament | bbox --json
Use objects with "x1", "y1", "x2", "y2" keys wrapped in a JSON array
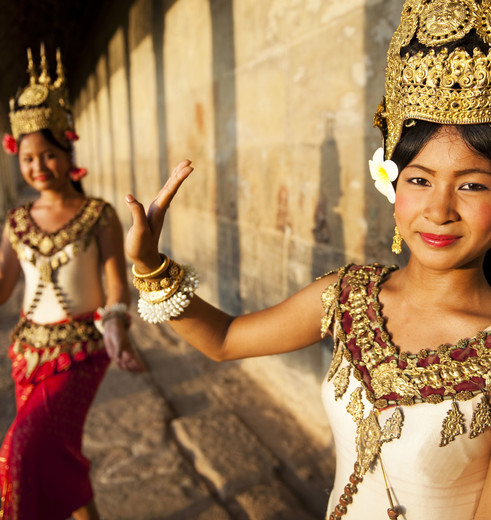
[
  {"x1": 137, "y1": 263, "x2": 199, "y2": 323},
  {"x1": 132, "y1": 254, "x2": 169, "y2": 279},
  {"x1": 94, "y1": 302, "x2": 131, "y2": 334},
  {"x1": 132, "y1": 259, "x2": 184, "y2": 299}
]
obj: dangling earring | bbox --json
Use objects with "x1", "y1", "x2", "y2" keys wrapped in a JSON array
[
  {"x1": 392, "y1": 226, "x2": 402, "y2": 254},
  {"x1": 391, "y1": 215, "x2": 402, "y2": 254}
]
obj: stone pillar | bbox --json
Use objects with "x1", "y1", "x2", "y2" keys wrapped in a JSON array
[
  {"x1": 108, "y1": 28, "x2": 134, "y2": 227},
  {"x1": 0, "y1": 104, "x2": 18, "y2": 217},
  {"x1": 128, "y1": 0, "x2": 161, "y2": 204}
]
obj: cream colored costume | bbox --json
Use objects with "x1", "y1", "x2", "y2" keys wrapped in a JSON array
[
  {"x1": 19, "y1": 206, "x2": 105, "y2": 324},
  {"x1": 0, "y1": 197, "x2": 115, "y2": 520},
  {"x1": 321, "y1": 265, "x2": 491, "y2": 520},
  {"x1": 5, "y1": 198, "x2": 112, "y2": 380}
]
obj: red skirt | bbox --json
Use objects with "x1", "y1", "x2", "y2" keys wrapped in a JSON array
[{"x1": 0, "y1": 314, "x2": 110, "y2": 520}]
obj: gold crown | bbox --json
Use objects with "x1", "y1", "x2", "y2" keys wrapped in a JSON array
[
  {"x1": 9, "y1": 44, "x2": 74, "y2": 147},
  {"x1": 375, "y1": 0, "x2": 491, "y2": 159}
]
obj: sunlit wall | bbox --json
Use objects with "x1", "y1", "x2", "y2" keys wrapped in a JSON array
[{"x1": 70, "y1": 0, "x2": 405, "y2": 434}]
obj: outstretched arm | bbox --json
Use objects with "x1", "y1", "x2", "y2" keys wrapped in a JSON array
[
  {"x1": 97, "y1": 206, "x2": 145, "y2": 372},
  {"x1": 125, "y1": 160, "x2": 334, "y2": 362}
]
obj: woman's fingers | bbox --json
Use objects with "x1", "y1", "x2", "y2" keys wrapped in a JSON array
[
  {"x1": 154, "y1": 160, "x2": 193, "y2": 210},
  {"x1": 119, "y1": 350, "x2": 145, "y2": 372},
  {"x1": 125, "y1": 194, "x2": 156, "y2": 264},
  {"x1": 146, "y1": 160, "x2": 193, "y2": 239},
  {"x1": 125, "y1": 160, "x2": 193, "y2": 266},
  {"x1": 125, "y1": 194, "x2": 150, "y2": 231},
  {"x1": 126, "y1": 160, "x2": 193, "y2": 234}
]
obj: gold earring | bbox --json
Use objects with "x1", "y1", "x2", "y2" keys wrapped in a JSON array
[{"x1": 392, "y1": 225, "x2": 402, "y2": 254}]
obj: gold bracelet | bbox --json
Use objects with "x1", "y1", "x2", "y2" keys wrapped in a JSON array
[
  {"x1": 132, "y1": 253, "x2": 169, "y2": 279},
  {"x1": 133, "y1": 278, "x2": 163, "y2": 292},
  {"x1": 132, "y1": 261, "x2": 184, "y2": 298}
]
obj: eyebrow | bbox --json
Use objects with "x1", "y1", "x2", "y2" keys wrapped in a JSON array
[
  {"x1": 405, "y1": 164, "x2": 491, "y2": 176},
  {"x1": 19, "y1": 148, "x2": 53, "y2": 156}
]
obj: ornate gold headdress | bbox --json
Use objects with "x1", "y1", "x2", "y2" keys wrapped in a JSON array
[
  {"x1": 375, "y1": 0, "x2": 491, "y2": 159},
  {"x1": 8, "y1": 44, "x2": 76, "y2": 149}
]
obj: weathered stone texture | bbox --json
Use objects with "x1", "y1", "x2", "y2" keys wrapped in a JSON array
[
  {"x1": 108, "y1": 28, "x2": 135, "y2": 228},
  {"x1": 0, "y1": 270, "x2": 333, "y2": 518},
  {"x1": 236, "y1": 483, "x2": 317, "y2": 520},
  {"x1": 0, "y1": 0, "x2": 406, "y2": 436},
  {"x1": 172, "y1": 410, "x2": 277, "y2": 499}
]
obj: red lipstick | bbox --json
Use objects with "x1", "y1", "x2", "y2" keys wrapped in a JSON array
[
  {"x1": 419, "y1": 233, "x2": 460, "y2": 247},
  {"x1": 34, "y1": 174, "x2": 50, "y2": 182}
]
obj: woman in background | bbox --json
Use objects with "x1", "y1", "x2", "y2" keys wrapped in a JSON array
[{"x1": 0, "y1": 46, "x2": 143, "y2": 520}]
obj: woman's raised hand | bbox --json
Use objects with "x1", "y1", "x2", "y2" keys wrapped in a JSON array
[{"x1": 125, "y1": 160, "x2": 193, "y2": 273}]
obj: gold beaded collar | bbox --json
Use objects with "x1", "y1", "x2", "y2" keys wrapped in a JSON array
[
  {"x1": 7, "y1": 197, "x2": 107, "y2": 258},
  {"x1": 322, "y1": 264, "x2": 491, "y2": 410}
]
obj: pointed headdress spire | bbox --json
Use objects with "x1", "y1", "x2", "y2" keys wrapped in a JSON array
[
  {"x1": 375, "y1": 0, "x2": 491, "y2": 159},
  {"x1": 7, "y1": 45, "x2": 75, "y2": 148}
]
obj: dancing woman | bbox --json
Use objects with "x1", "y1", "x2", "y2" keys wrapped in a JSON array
[
  {"x1": 125, "y1": 1, "x2": 491, "y2": 518},
  {"x1": 0, "y1": 47, "x2": 143, "y2": 520}
]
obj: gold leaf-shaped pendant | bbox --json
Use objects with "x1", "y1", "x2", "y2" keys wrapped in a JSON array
[
  {"x1": 50, "y1": 256, "x2": 60, "y2": 271},
  {"x1": 380, "y1": 407, "x2": 404, "y2": 443},
  {"x1": 440, "y1": 400, "x2": 466, "y2": 447},
  {"x1": 334, "y1": 365, "x2": 351, "y2": 400},
  {"x1": 469, "y1": 395, "x2": 491, "y2": 439},
  {"x1": 38, "y1": 236, "x2": 54, "y2": 255},
  {"x1": 24, "y1": 349, "x2": 40, "y2": 377},
  {"x1": 58, "y1": 250, "x2": 69, "y2": 265},
  {"x1": 327, "y1": 338, "x2": 344, "y2": 382},
  {"x1": 347, "y1": 387, "x2": 364, "y2": 424},
  {"x1": 356, "y1": 411, "x2": 381, "y2": 477}
]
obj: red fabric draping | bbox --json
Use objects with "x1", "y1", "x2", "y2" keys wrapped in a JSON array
[{"x1": 0, "y1": 337, "x2": 109, "y2": 519}]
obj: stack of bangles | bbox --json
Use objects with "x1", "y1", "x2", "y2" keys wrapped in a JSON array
[
  {"x1": 94, "y1": 302, "x2": 132, "y2": 334},
  {"x1": 132, "y1": 254, "x2": 200, "y2": 323}
]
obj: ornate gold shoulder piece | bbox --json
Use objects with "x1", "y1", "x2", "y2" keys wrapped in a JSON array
[
  {"x1": 376, "y1": 0, "x2": 491, "y2": 159},
  {"x1": 321, "y1": 282, "x2": 339, "y2": 337}
]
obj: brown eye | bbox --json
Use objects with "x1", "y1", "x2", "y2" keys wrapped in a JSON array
[
  {"x1": 460, "y1": 183, "x2": 488, "y2": 191},
  {"x1": 408, "y1": 177, "x2": 430, "y2": 186}
]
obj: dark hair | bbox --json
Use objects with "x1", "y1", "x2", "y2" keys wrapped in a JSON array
[
  {"x1": 18, "y1": 128, "x2": 85, "y2": 195},
  {"x1": 391, "y1": 121, "x2": 491, "y2": 285}
]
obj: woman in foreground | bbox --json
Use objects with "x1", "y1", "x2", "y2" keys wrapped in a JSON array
[{"x1": 125, "y1": 1, "x2": 491, "y2": 518}]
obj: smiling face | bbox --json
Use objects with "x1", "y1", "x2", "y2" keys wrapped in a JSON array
[
  {"x1": 18, "y1": 131, "x2": 72, "y2": 192},
  {"x1": 395, "y1": 125, "x2": 491, "y2": 273}
]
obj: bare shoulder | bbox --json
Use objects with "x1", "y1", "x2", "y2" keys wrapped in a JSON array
[
  {"x1": 288, "y1": 270, "x2": 340, "y2": 303},
  {"x1": 316, "y1": 270, "x2": 340, "y2": 288},
  {"x1": 98, "y1": 200, "x2": 121, "y2": 227},
  {"x1": 277, "y1": 270, "x2": 341, "y2": 327},
  {"x1": 94, "y1": 201, "x2": 123, "y2": 238}
]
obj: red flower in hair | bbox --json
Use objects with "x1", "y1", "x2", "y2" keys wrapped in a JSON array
[
  {"x1": 64, "y1": 130, "x2": 79, "y2": 142},
  {"x1": 69, "y1": 167, "x2": 88, "y2": 181},
  {"x1": 2, "y1": 134, "x2": 18, "y2": 155}
]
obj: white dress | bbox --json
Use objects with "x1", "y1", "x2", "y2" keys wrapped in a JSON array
[
  {"x1": 320, "y1": 264, "x2": 491, "y2": 520},
  {"x1": 5, "y1": 197, "x2": 111, "y2": 380}
]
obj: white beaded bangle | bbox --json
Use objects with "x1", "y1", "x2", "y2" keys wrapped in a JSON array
[
  {"x1": 94, "y1": 302, "x2": 130, "y2": 334},
  {"x1": 137, "y1": 265, "x2": 199, "y2": 323}
]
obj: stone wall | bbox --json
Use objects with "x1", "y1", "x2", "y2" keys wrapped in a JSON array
[
  {"x1": 72, "y1": 0, "x2": 407, "y2": 434},
  {"x1": 0, "y1": 104, "x2": 18, "y2": 218}
]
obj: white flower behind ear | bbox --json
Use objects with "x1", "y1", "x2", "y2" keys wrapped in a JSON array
[{"x1": 369, "y1": 147, "x2": 398, "y2": 204}]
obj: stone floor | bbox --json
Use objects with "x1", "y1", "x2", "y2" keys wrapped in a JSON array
[{"x1": 0, "y1": 275, "x2": 335, "y2": 520}]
